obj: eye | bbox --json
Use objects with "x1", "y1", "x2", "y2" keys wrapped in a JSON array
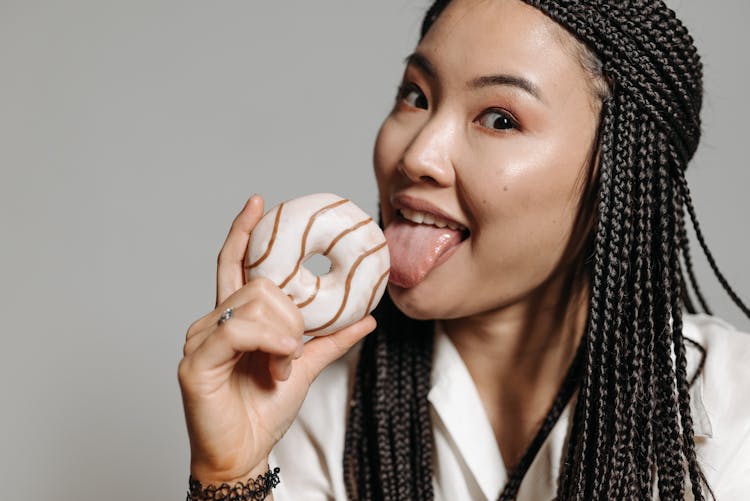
[
  {"x1": 396, "y1": 83, "x2": 428, "y2": 110},
  {"x1": 477, "y1": 108, "x2": 518, "y2": 131}
]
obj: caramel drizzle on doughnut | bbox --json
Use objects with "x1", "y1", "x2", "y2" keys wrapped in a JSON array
[
  {"x1": 294, "y1": 218, "x2": 371, "y2": 309},
  {"x1": 295, "y1": 276, "x2": 320, "y2": 308},
  {"x1": 322, "y1": 217, "x2": 373, "y2": 257},
  {"x1": 363, "y1": 268, "x2": 390, "y2": 319},
  {"x1": 306, "y1": 241, "x2": 387, "y2": 334},
  {"x1": 278, "y1": 198, "x2": 349, "y2": 289},
  {"x1": 245, "y1": 203, "x2": 284, "y2": 270}
]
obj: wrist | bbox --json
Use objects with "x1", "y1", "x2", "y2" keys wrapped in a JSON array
[
  {"x1": 190, "y1": 457, "x2": 270, "y2": 485},
  {"x1": 187, "y1": 461, "x2": 280, "y2": 501}
]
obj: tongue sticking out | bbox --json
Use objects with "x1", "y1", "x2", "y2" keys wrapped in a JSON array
[{"x1": 384, "y1": 218, "x2": 463, "y2": 288}]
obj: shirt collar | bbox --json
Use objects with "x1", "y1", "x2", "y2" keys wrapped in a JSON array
[
  {"x1": 427, "y1": 319, "x2": 712, "y2": 499},
  {"x1": 428, "y1": 321, "x2": 506, "y2": 500},
  {"x1": 684, "y1": 320, "x2": 713, "y2": 438}
]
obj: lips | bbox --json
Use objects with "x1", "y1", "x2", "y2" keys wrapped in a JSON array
[{"x1": 391, "y1": 194, "x2": 468, "y2": 234}]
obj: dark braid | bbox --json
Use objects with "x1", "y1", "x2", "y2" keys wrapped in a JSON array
[
  {"x1": 678, "y1": 198, "x2": 711, "y2": 314},
  {"x1": 574, "y1": 96, "x2": 617, "y2": 499},
  {"x1": 631, "y1": 118, "x2": 658, "y2": 500},
  {"x1": 343, "y1": 294, "x2": 434, "y2": 501},
  {"x1": 343, "y1": 1, "x2": 750, "y2": 499},
  {"x1": 673, "y1": 162, "x2": 750, "y2": 317}
]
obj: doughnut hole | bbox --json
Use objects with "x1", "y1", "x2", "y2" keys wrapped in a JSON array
[{"x1": 303, "y1": 254, "x2": 332, "y2": 277}]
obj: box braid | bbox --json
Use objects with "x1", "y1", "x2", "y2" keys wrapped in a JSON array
[{"x1": 343, "y1": 1, "x2": 750, "y2": 499}]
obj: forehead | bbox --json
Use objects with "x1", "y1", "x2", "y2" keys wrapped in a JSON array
[{"x1": 417, "y1": 0, "x2": 588, "y2": 95}]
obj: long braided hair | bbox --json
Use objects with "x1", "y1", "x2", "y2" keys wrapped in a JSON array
[{"x1": 343, "y1": 1, "x2": 750, "y2": 499}]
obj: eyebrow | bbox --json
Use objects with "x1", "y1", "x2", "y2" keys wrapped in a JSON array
[
  {"x1": 404, "y1": 52, "x2": 544, "y2": 103},
  {"x1": 404, "y1": 52, "x2": 437, "y2": 79},
  {"x1": 468, "y1": 74, "x2": 543, "y2": 102}
]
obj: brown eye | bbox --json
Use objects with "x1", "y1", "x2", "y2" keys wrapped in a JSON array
[
  {"x1": 397, "y1": 83, "x2": 428, "y2": 110},
  {"x1": 477, "y1": 108, "x2": 518, "y2": 130}
]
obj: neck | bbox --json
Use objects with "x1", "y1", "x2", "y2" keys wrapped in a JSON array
[{"x1": 442, "y1": 267, "x2": 590, "y2": 407}]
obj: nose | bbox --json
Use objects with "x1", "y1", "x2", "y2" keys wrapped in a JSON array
[{"x1": 398, "y1": 113, "x2": 456, "y2": 186}]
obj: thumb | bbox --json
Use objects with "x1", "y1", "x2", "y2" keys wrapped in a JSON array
[{"x1": 300, "y1": 316, "x2": 377, "y2": 380}]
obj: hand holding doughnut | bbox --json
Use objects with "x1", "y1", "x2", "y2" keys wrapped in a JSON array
[
  {"x1": 179, "y1": 195, "x2": 379, "y2": 487},
  {"x1": 244, "y1": 193, "x2": 390, "y2": 336}
]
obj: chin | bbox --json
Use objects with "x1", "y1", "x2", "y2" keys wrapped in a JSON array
[{"x1": 386, "y1": 281, "x2": 464, "y2": 321}]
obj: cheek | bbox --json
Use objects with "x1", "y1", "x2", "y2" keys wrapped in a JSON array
[
  {"x1": 373, "y1": 117, "x2": 407, "y2": 177},
  {"x1": 373, "y1": 128, "x2": 389, "y2": 187},
  {"x1": 373, "y1": 118, "x2": 408, "y2": 221},
  {"x1": 467, "y1": 136, "x2": 589, "y2": 270},
  {"x1": 462, "y1": 139, "x2": 573, "y2": 222}
]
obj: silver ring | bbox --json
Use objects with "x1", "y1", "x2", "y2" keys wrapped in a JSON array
[{"x1": 218, "y1": 307, "x2": 234, "y2": 326}]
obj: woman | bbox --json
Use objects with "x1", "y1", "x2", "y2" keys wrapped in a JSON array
[{"x1": 179, "y1": 0, "x2": 750, "y2": 499}]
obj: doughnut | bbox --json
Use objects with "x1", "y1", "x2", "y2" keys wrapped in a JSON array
[{"x1": 244, "y1": 193, "x2": 390, "y2": 336}]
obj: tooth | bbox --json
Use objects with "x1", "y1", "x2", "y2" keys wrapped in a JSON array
[
  {"x1": 423, "y1": 213, "x2": 435, "y2": 225},
  {"x1": 435, "y1": 220, "x2": 447, "y2": 228},
  {"x1": 447, "y1": 222, "x2": 457, "y2": 230},
  {"x1": 412, "y1": 211, "x2": 424, "y2": 223}
]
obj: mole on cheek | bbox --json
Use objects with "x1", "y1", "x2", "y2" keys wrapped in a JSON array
[{"x1": 503, "y1": 185, "x2": 508, "y2": 191}]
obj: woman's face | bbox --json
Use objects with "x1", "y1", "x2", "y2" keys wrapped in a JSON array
[{"x1": 374, "y1": 0, "x2": 603, "y2": 320}]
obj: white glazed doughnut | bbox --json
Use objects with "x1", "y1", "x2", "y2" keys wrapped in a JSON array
[{"x1": 244, "y1": 193, "x2": 390, "y2": 336}]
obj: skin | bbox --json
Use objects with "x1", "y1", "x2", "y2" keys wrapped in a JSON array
[
  {"x1": 374, "y1": 0, "x2": 604, "y2": 468},
  {"x1": 179, "y1": 0, "x2": 607, "y2": 486},
  {"x1": 179, "y1": 195, "x2": 376, "y2": 486}
]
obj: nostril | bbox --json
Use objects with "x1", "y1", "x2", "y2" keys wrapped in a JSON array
[{"x1": 419, "y1": 174, "x2": 442, "y2": 186}]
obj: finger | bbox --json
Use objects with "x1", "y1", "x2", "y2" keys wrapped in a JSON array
[
  {"x1": 206, "y1": 276, "x2": 286, "y2": 333},
  {"x1": 190, "y1": 317, "x2": 299, "y2": 373},
  {"x1": 216, "y1": 195, "x2": 265, "y2": 307},
  {"x1": 268, "y1": 337, "x2": 305, "y2": 381},
  {"x1": 268, "y1": 353, "x2": 293, "y2": 381},
  {"x1": 225, "y1": 277, "x2": 305, "y2": 341},
  {"x1": 189, "y1": 278, "x2": 304, "y2": 359},
  {"x1": 300, "y1": 316, "x2": 377, "y2": 380}
]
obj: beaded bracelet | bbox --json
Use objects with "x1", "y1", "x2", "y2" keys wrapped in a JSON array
[{"x1": 186, "y1": 467, "x2": 281, "y2": 501}]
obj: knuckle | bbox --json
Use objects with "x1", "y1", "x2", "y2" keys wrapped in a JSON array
[
  {"x1": 216, "y1": 249, "x2": 232, "y2": 268},
  {"x1": 290, "y1": 310, "x2": 305, "y2": 334},
  {"x1": 177, "y1": 357, "x2": 192, "y2": 385},
  {"x1": 259, "y1": 328, "x2": 281, "y2": 349},
  {"x1": 182, "y1": 336, "x2": 198, "y2": 357},
  {"x1": 252, "y1": 276, "x2": 277, "y2": 295},
  {"x1": 241, "y1": 299, "x2": 267, "y2": 321},
  {"x1": 230, "y1": 214, "x2": 242, "y2": 231},
  {"x1": 185, "y1": 318, "x2": 203, "y2": 340},
  {"x1": 326, "y1": 334, "x2": 347, "y2": 354},
  {"x1": 215, "y1": 321, "x2": 239, "y2": 344}
]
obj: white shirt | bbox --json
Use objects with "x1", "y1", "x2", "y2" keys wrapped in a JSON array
[{"x1": 270, "y1": 313, "x2": 750, "y2": 500}]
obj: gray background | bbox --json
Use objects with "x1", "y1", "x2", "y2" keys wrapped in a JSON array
[{"x1": 1, "y1": 1, "x2": 747, "y2": 499}]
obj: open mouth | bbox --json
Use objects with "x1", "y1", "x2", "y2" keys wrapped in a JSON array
[
  {"x1": 384, "y1": 209, "x2": 470, "y2": 289},
  {"x1": 396, "y1": 208, "x2": 471, "y2": 241}
]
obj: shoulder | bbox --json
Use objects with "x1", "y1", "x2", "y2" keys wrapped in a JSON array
[
  {"x1": 682, "y1": 313, "x2": 750, "y2": 495},
  {"x1": 682, "y1": 312, "x2": 750, "y2": 419},
  {"x1": 682, "y1": 312, "x2": 750, "y2": 386}
]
